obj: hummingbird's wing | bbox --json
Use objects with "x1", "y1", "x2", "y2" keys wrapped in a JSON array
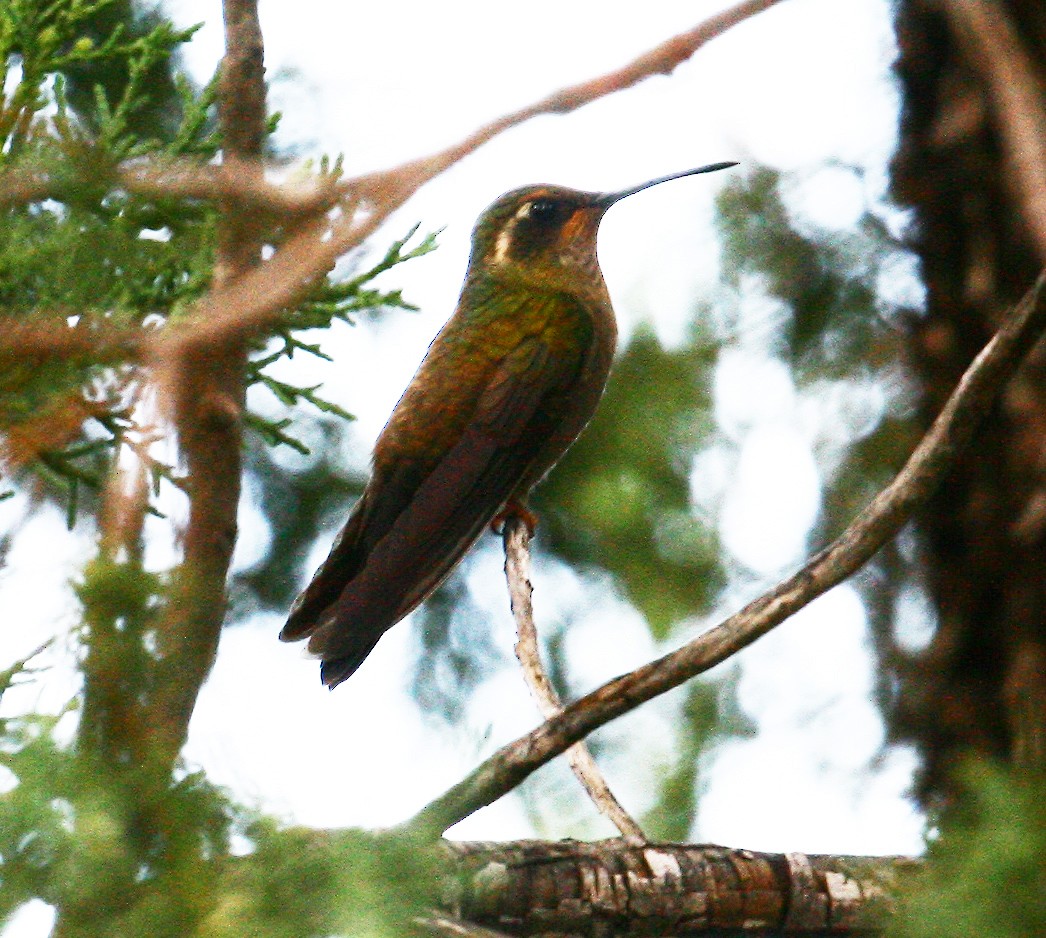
[
  {"x1": 284, "y1": 332, "x2": 584, "y2": 687},
  {"x1": 279, "y1": 493, "x2": 375, "y2": 641}
]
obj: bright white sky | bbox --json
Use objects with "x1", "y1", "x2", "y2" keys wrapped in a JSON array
[{"x1": 1, "y1": 2, "x2": 925, "y2": 932}]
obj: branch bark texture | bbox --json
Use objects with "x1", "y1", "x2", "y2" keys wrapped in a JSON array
[{"x1": 440, "y1": 839, "x2": 913, "y2": 936}]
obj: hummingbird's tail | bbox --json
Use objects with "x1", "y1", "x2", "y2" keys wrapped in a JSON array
[
  {"x1": 298, "y1": 393, "x2": 550, "y2": 687},
  {"x1": 280, "y1": 491, "x2": 374, "y2": 647},
  {"x1": 317, "y1": 635, "x2": 383, "y2": 688}
]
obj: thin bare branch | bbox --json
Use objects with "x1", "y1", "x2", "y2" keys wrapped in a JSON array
[
  {"x1": 0, "y1": 158, "x2": 336, "y2": 216},
  {"x1": 116, "y1": 159, "x2": 338, "y2": 215},
  {"x1": 503, "y1": 516, "x2": 646, "y2": 844},
  {"x1": 944, "y1": 0, "x2": 1046, "y2": 264},
  {"x1": 348, "y1": 0, "x2": 785, "y2": 193},
  {"x1": 410, "y1": 269, "x2": 1046, "y2": 835},
  {"x1": 4, "y1": 1, "x2": 780, "y2": 369},
  {"x1": 150, "y1": 0, "x2": 784, "y2": 354},
  {"x1": 0, "y1": 315, "x2": 146, "y2": 361}
]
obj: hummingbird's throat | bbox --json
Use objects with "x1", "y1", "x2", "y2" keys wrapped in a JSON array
[{"x1": 559, "y1": 207, "x2": 602, "y2": 256}]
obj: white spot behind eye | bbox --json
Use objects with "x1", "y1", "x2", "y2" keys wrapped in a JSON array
[{"x1": 493, "y1": 225, "x2": 513, "y2": 263}]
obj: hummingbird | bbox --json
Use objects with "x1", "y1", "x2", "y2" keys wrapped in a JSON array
[{"x1": 281, "y1": 162, "x2": 737, "y2": 687}]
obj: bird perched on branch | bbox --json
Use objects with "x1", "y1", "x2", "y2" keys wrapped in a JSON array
[{"x1": 281, "y1": 163, "x2": 737, "y2": 687}]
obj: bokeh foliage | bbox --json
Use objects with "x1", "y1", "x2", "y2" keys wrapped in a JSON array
[
  {"x1": 889, "y1": 760, "x2": 1046, "y2": 938},
  {"x1": 536, "y1": 322, "x2": 723, "y2": 639},
  {"x1": 1, "y1": 646, "x2": 438, "y2": 936}
]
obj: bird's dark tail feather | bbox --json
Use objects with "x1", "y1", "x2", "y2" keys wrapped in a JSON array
[{"x1": 319, "y1": 633, "x2": 384, "y2": 689}]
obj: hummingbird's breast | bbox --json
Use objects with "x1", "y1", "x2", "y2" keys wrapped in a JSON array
[
  {"x1": 509, "y1": 280, "x2": 618, "y2": 495},
  {"x1": 372, "y1": 273, "x2": 617, "y2": 504}
]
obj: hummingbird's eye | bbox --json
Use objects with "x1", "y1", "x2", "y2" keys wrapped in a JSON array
[
  {"x1": 516, "y1": 198, "x2": 564, "y2": 226},
  {"x1": 528, "y1": 199, "x2": 558, "y2": 220}
]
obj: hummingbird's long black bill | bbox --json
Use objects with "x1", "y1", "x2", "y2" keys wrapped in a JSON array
[{"x1": 598, "y1": 162, "x2": 739, "y2": 206}]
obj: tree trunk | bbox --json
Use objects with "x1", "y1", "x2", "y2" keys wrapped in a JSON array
[{"x1": 890, "y1": 0, "x2": 1046, "y2": 805}]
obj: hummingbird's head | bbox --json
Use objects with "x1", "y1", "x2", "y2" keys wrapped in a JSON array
[
  {"x1": 466, "y1": 163, "x2": 738, "y2": 294},
  {"x1": 469, "y1": 185, "x2": 609, "y2": 290}
]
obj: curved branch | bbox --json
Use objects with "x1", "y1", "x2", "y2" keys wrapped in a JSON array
[
  {"x1": 3, "y1": 0, "x2": 783, "y2": 369},
  {"x1": 349, "y1": 0, "x2": 784, "y2": 195},
  {"x1": 152, "y1": 0, "x2": 785, "y2": 354},
  {"x1": 409, "y1": 269, "x2": 1046, "y2": 836},
  {"x1": 4, "y1": 2, "x2": 783, "y2": 384}
]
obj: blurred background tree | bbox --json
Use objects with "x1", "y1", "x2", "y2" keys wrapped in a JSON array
[
  {"x1": 885, "y1": 2, "x2": 1046, "y2": 933},
  {"x1": 890, "y1": 0, "x2": 1046, "y2": 798}
]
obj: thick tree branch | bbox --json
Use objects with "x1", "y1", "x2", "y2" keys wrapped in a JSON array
[
  {"x1": 410, "y1": 269, "x2": 1046, "y2": 835},
  {"x1": 441, "y1": 839, "x2": 913, "y2": 936},
  {"x1": 943, "y1": 0, "x2": 1046, "y2": 265},
  {"x1": 416, "y1": 915, "x2": 514, "y2": 938},
  {"x1": 503, "y1": 517, "x2": 646, "y2": 844}
]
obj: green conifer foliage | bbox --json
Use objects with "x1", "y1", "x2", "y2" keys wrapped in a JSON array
[{"x1": 0, "y1": 3, "x2": 438, "y2": 933}]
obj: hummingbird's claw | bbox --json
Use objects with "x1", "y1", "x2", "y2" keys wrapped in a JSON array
[{"x1": 491, "y1": 499, "x2": 538, "y2": 536}]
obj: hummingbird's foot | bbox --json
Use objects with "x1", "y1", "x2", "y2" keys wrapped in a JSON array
[{"x1": 491, "y1": 499, "x2": 538, "y2": 536}]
